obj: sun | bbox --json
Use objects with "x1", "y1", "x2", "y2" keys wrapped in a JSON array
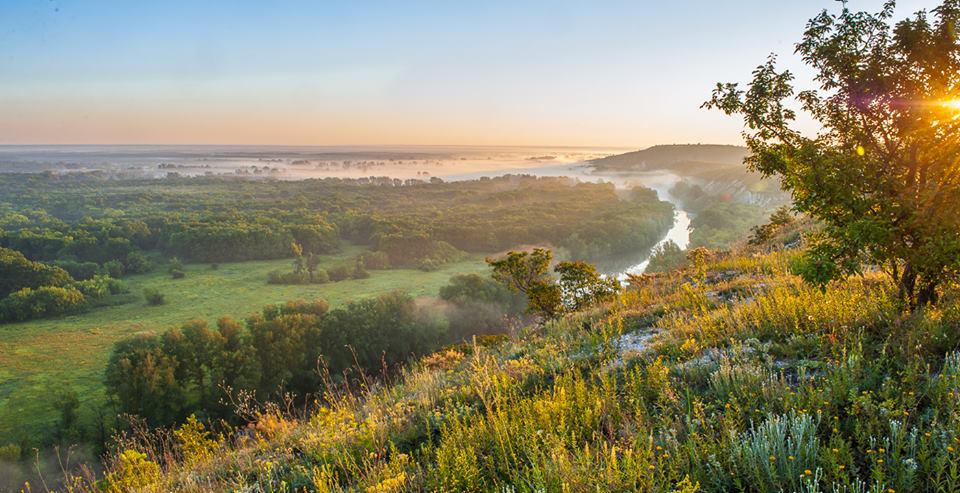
[{"x1": 941, "y1": 99, "x2": 960, "y2": 111}]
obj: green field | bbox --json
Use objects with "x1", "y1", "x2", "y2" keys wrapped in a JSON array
[{"x1": 0, "y1": 246, "x2": 488, "y2": 445}]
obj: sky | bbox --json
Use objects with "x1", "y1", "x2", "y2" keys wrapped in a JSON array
[{"x1": 0, "y1": 0, "x2": 945, "y2": 147}]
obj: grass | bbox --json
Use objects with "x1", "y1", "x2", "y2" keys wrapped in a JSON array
[
  {"x1": 79, "y1": 251, "x2": 960, "y2": 493},
  {"x1": 0, "y1": 245, "x2": 488, "y2": 446}
]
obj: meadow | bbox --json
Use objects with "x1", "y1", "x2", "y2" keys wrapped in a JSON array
[{"x1": 0, "y1": 246, "x2": 488, "y2": 447}]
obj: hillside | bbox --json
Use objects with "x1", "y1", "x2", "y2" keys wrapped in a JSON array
[
  {"x1": 70, "y1": 248, "x2": 960, "y2": 493},
  {"x1": 589, "y1": 144, "x2": 749, "y2": 174}
]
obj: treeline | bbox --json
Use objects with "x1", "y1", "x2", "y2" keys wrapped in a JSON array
[
  {"x1": 0, "y1": 173, "x2": 674, "y2": 270},
  {"x1": 0, "y1": 247, "x2": 127, "y2": 321},
  {"x1": 105, "y1": 273, "x2": 525, "y2": 429}
]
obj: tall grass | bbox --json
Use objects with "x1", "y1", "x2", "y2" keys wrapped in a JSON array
[{"x1": 39, "y1": 256, "x2": 960, "y2": 493}]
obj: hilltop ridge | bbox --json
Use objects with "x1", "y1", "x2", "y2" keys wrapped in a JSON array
[{"x1": 589, "y1": 144, "x2": 749, "y2": 174}]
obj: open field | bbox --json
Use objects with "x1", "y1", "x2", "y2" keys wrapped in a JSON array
[{"x1": 0, "y1": 245, "x2": 488, "y2": 445}]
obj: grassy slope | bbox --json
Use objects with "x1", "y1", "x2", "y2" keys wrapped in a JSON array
[
  {"x1": 108, "y1": 251, "x2": 960, "y2": 492},
  {"x1": 0, "y1": 245, "x2": 487, "y2": 445}
]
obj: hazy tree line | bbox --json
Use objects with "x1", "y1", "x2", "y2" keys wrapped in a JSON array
[{"x1": 0, "y1": 173, "x2": 674, "y2": 267}]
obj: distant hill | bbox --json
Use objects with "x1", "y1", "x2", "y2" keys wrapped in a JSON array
[{"x1": 589, "y1": 144, "x2": 749, "y2": 174}]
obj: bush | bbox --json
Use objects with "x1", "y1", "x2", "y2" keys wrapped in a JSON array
[
  {"x1": 124, "y1": 250, "x2": 153, "y2": 274},
  {"x1": 0, "y1": 443, "x2": 20, "y2": 461},
  {"x1": 53, "y1": 260, "x2": 100, "y2": 281},
  {"x1": 75, "y1": 275, "x2": 127, "y2": 300},
  {"x1": 359, "y1": 251, "x2": 391, "y2": 270},
  {"x1": 143, "y1": 288, "x2": 165, "y2": 306},
  {"x1": 327, "y1": 265, "x2": 352, "y2": 282},
  {"x1": 267, "y1": 269, "x2": 330, "y2": 285},
  {"x1": 352, "y1": 261, "x2": 370, "y2": 279},
  {"x1": 102, "y1": 259, "x2": 125, "y2": 279},
  {"x1": 311, "y1": 268, "x2": 329, "y2": 283},
  {"x1": 0, "y1": 285, "x2": 86, "y2": 321},
  {"x1": 168, "y1": 257, "x2": 185, "y2": 279}
]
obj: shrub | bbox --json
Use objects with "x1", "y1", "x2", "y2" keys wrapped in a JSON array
[
  {"x1": 0, "y1": 443, "x2": 20, "y2": 461},
  {"x1": 311, "y1": 268, "x2": 329, "y2": 283},
  {"x1": 359, "y1": 251, "x2": 391, "y2": 270},
  {"x1": 102, "y1": 259, "x2": 125, "y2": 278},
  {"x1": 168, "y1": 257, "x2": 185, "y2": 279},
  {"x1": 143, "y1": 288, "x2": 165, "y2": 306},
  {"x1": 124, "y1": 250, "x2": 153, "y2": 274},
  {"x1": 102, "y1": 449, "x2": 161, "y2": 493},
  {"x1": 75, "y1": 275, "x2": 127, "y2": 300},
  {"x1": 328, "y1": 265, "x2": 352, "y2": 282},
  {"x1": 0, "y1": 285, "x2": 86, "y2": 321},
  {"x1": 53, "y1": 260, "x2": 100, "y2": 281}
]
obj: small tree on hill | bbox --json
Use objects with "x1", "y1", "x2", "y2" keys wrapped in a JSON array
[
  {"x1": 705, "y1": 1, "x2": 960, "y2": 309},
  {"x1": 487, "y1": 248, "x2": 562, "y2": 319}
]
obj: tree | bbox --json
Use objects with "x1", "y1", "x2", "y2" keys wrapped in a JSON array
[
  {"x1": 291, "y1": 242, "x2": 305, "y2": 275},
  {"x1": 487, "y1": 248, "x2": 562, "y2": 318},
  {"x1": 554, "y1": 260, "x2": 621, "y2": 312},
  {"x1": 705, "y1": 1, "x2": 960, "y2": 308},
  {"x1": 104, "y1": 334, "x2": 185, "y2": 426},
  {"x1": 0, "y1": 247, "x2": 73, "y2": 298}
]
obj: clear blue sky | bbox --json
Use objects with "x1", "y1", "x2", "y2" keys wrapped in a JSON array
[{"x1": 0, "y1": 0, "x2": 943, "y2": 146}]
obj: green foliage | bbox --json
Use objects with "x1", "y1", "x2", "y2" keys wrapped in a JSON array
[
  {"x1": 439, "y1": 273, "x2": 526, "y2": 340},
  {"x1": 647, "y1": 240, "x2": 689, "y2": 273},
  {"x1": 0, "y1": 443, "x2": 20, "y2": 461},
  {"x1": 168, "y1": 257, "x2": 185, "y2": 279},
  {"x1": 52, "y1": 259, "x2": 101, "y2": 281},
  {"x1": 123, "y1": 250, "x2": 152, "y2": 274},
  {"x1": 487, "y1": 248, "x2": 561, "y2": 318},
  {"x1": 0, "y1": 285, "x2": 86, "y2": 321},
  {"x1": 101, "y1": 259, "x2": 125, "y2": 278},
  {"x1": 749, "y1": 206, "x2": 798, "y2": 248},
  {"x1": 104, "y1": 334, "x2": 186, "y2": 426},
  {"x1": 143, "y1": 287, "x2": 165, "y2": 306},
  {"x1": 555, "y1": 260, "x2": 620, "y2": 312},
  {"x1": 104, "y1": 292, "x2": 449, "y2": 428},
  {"x1": 327, "y1": 265, "x2": 352, "y2": 282},
  {"x1": 0, "y1": 246, "x2": 73, "y2": 298},
  {"x1": 689, "y1": 202, "x2": 769, "y2": 249},
  {"x1": 488, "y1": 249, "x2": 620, "y2": 318},
  {"x1": 705, "y1": 0, "x2": 960, "y2": 308},
  {"x1": 358, "y1": 250, "x2": 391, "y2": 270}
]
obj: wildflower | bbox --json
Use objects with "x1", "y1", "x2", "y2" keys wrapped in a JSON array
[
  {"x1": 648, "y1": 465, "x2": 655, "y2": 470},
  {"x1": 804, "y1": 469, "x2": 813, "y2": 476},
  {"x1": 769, "y1": 455, "x2": 776, "y2": 462},
  {"x1": 831, "y1": 448, "x2": 838, "y2": 453},
  {"x1": 878, "y1": 448, "x2": 885, "y2": 453},
  {"x1": 888, "y1": 489, "x2": 895, "y2": 493},
  {"x1": 948, "y1": 446, "x2": 956, "y2": 453},
  {"x1": 788, "y1": 455, "x2": 795, "y2": 461},
  {"x1": 877, "y1": 459, "x2": 884, "y2": 464},
  {"x1": 838, "y1": 465, "x2": 846, "y2": 470}
]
